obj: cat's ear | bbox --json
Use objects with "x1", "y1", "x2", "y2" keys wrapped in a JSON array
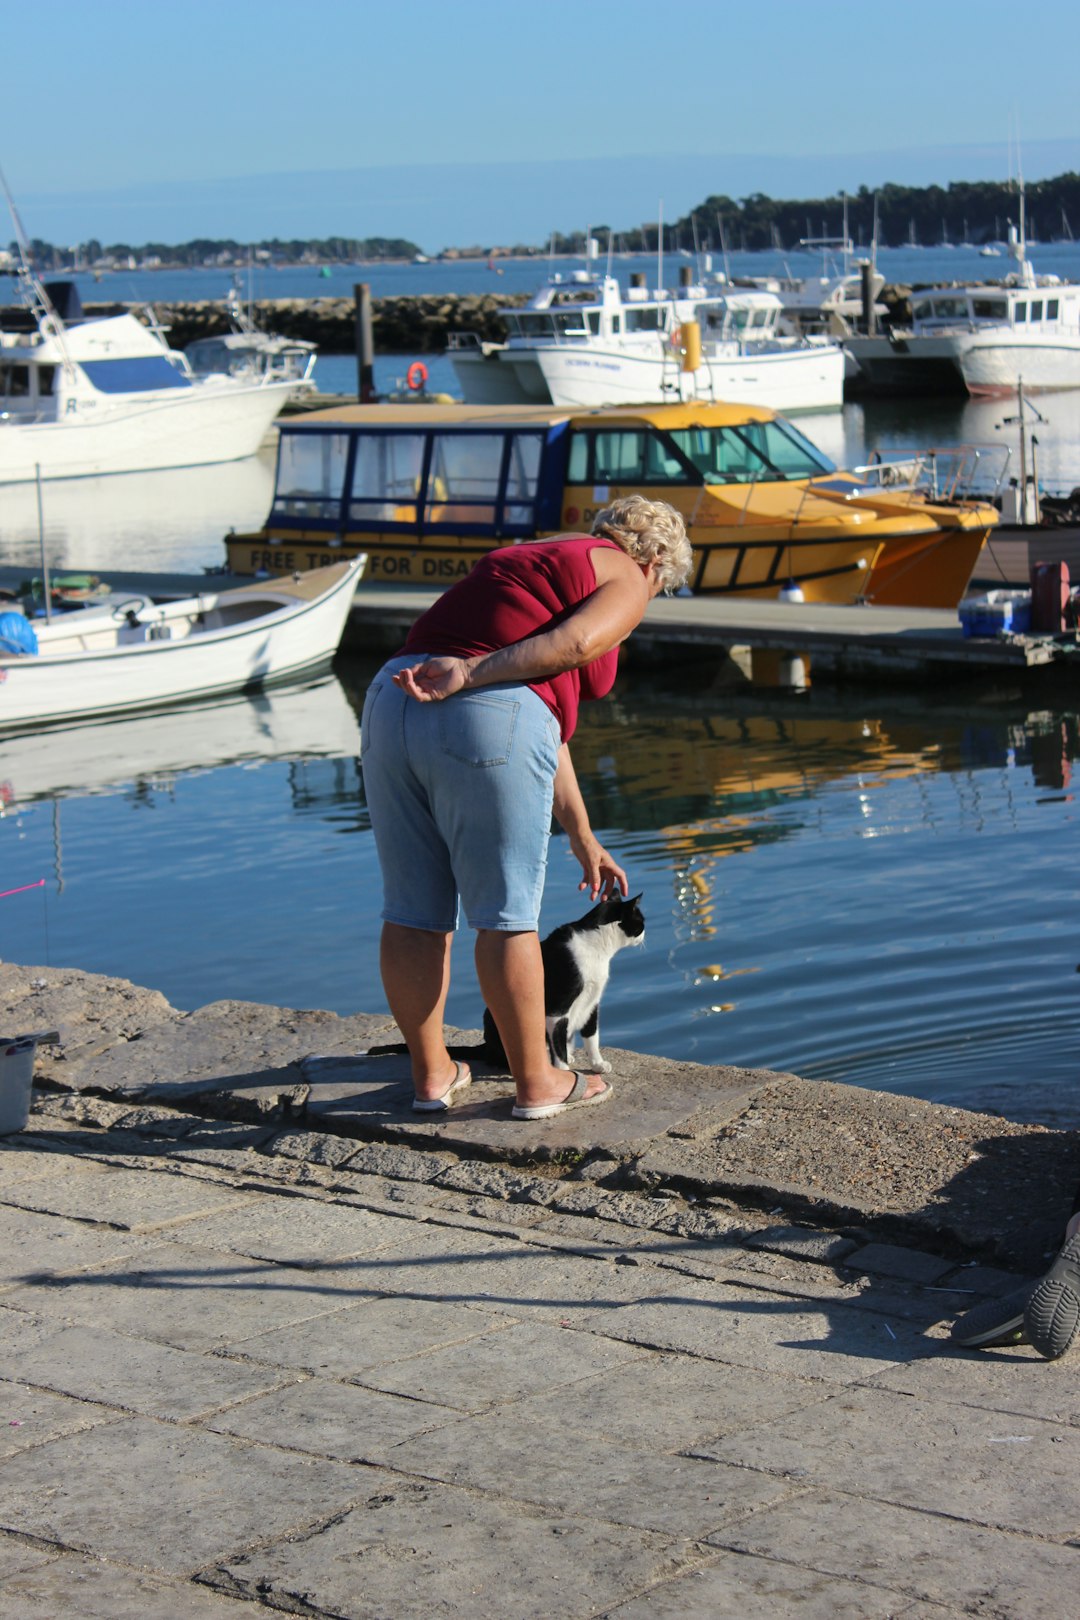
[{"x1": 626, "y1": 893, "x2": 643, "y2": 906}]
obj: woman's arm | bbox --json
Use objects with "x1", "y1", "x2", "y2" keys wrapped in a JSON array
[
  {"x1": 393, "y1": 548, "x2": 650, "y2": 703},
  {"x1": 552, "y1": 744, "x2": 628, "y2": 901}
]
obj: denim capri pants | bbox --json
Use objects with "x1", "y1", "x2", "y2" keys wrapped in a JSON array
[{"x1": 361, "y1": 655, "x2": 563, "y2": 932}]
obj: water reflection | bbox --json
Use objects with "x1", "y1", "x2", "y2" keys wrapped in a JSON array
[
  {"x1": 0, "y1": 674, "x2": 359, "y2": 810},
  {"x1": 1, "y1": 450, "x2": 276, "y2": 576}
]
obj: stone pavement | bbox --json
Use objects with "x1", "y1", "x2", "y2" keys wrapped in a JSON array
[{"x1": 2, "y1": 960, "x2": 1079, "y2": 1616}]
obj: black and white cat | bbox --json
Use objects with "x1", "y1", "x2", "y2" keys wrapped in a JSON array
[{"x1": 483, "y1": 894, "x2": 645, "y2": 1073}]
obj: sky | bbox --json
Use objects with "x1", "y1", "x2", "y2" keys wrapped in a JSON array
[{"x1": 3, "y1": 0, "x2": 1078, "y2": 251}]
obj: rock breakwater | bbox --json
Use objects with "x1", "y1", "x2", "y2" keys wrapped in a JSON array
[{"x1": 76, "y1": 294, "x2": 525, "y2": 354}]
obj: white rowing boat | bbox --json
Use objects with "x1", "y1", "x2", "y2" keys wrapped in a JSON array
[{"x1": 0, "y1": 557, "x2": 365, "y2": 733}]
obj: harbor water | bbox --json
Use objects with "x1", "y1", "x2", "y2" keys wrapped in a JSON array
[{"x1": 2, "y1": 248, "x2": 1080, "y2": 1129}]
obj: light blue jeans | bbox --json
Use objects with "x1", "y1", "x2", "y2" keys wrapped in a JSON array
[{"x1": 361, "y1": 656, "x2": 562, "y2": 932}]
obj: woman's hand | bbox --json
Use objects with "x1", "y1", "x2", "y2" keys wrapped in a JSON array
[
  {"x1": 393, "y1": 656, "x2": 472, "y2": 702},
  {"x1": 570, "y1": 830, "x2": 629, "y2": 902}
]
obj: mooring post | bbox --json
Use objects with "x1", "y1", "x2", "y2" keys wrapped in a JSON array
[
  {"x1": 354, "y1": 282, "x2": 375, "y2": 402},
  {"x1": 860, "y1": 260, "x2": 876, "y2": 335}
]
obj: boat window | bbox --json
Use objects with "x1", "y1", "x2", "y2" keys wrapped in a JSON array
[
  {"x1": 611, "y1": 314, "x2": 622, "y2": 333},
  {"x1": 78, "y1": 357, "x2": 192, "y2": 392},
  {"x1": 553, "y1": 311, "x2": 590, "y2": 338},
  {"x1": 591, "y1": 430, "x2": 647, "y2": 480},
  {"x1": 752, "y1": 308, "x2": 773, "y2": 328},
  {"x1": 972, "y1": 297, "x2": 1007, "y2": 320},
  {"x1": 1014, "y1": 302, "x2": 1027, "y2": 323},
  {"x1": 514, "y1": 312, "x2": 559, "y2": 338},
  {"x1": 570, "y1": 429, "x2": 696, "y2": 485},
  {"x1": 667, "y1": 418, "x2": 834, "y2": 483},
  {"x1": 0, "y1": 364, "x2": 31, "y2": 398},
  {"x1": 624, "y1": 307, "x2": 662, "y2": 332},
  {"x1": 350, "y1": 433, "x2": 426, "y2": 522},
  {"x1": 1030, "y1": 300, "x2": 1043, "y2": 321},
  {"x1": 275, "y1": 430, "x2": 353, "y2": 518},
  {"x1": 1047, "y1": 299, "x2": 1059, "y2": 319},
  {"x1": 585, "y1": 312, "x2": 600, "y2": 334},
  {"x1": 421, "y1": 431, "x2": 545, "y2": 532},
  {"x1": 929, "y1": 296, "x2": 967, "y2": 319},
  {"x1": 37, "y1": 365, "x2": 55, "y2": 396},
  {"x1": 912, "y1": 298, "x2": 934, "y2": 321}
]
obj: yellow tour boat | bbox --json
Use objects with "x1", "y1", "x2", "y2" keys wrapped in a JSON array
[{"x1": 224, "y1": 401, "x2": 997, "y2": 608}]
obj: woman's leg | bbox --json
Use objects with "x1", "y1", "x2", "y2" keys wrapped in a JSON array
[
  {"x1": 380, "y1": 921, "x2": 459, "y2": 1099},
  {"x1": 475, "y1": 928, "x2": 608, "y2": 1109}
]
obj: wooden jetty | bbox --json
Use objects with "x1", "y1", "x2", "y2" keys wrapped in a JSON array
[{"x1": 3, "y1": 569, "x2": 1077, "y2": 688}]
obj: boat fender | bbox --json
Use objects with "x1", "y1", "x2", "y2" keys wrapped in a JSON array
[
  {"x1": 406, "y1": 361, "x2": 429, "y2": 391},
  {"x1": 0, "y1": 612, "x2": 39, "y2": 657}
]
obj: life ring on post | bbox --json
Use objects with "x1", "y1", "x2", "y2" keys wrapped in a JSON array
[{"x1": 406, "y1": 361, "x2": 428, "y2": 392}]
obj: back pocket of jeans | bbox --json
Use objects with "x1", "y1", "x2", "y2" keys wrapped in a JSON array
[{"x1": 438, "y1": 694, "x2": 519, "y2": 767}]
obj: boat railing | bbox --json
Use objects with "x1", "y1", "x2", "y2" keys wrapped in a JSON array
[{"x1": 850, "y1": 444, "x2": 1011, "y2": 504}]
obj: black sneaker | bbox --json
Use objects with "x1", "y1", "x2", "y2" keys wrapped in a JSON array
[
  {"x1": 1024, "y1": 1232, "x2": 1080, "y2": 1361},
  {"x1": 950, "y1": 1282, "x2": 1032, "y2": 1348}
]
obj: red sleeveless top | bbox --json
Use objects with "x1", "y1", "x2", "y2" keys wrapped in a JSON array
[{"x1": 400, "y1": 537, "x2": 622, "y2": 741}]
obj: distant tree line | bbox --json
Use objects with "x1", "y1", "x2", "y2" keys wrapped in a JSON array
[
  {"x1": 577, "y1": 173, "x2": 1080, "y2": 255},
  {"x1": 6, "y1": 235, "x2": 423, "y2": 271},
  {"x1": 7, "y1": 172, "x2": 1079, "y2": 268}
]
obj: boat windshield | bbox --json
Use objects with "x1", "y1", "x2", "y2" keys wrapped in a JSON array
[
  {"x1": 669, "y1": 419, "x2": 834, "y2": 482},
  {"x1": 566, "y1": 417, "x2": 834, "y2": 486},
  {"x1": 508, "y1": 310, "x2": 598, "y2": 338}
]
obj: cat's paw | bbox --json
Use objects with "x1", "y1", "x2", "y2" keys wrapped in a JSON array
[{"x1": 588, "y1": 1057, "x2": 612, "y2": 1074}]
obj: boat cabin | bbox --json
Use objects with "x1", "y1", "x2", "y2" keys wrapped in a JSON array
[
  {"x1": 224, "y1": 400, "x2": 836, "y2": 582},
  {"x1": 910, "y1": 284, "x2": 1080, "y2": 335}
]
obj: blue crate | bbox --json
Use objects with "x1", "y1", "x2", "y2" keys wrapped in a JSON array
[{"x1": 959, "y1": 590, "x2": 1032, "y2": 638}]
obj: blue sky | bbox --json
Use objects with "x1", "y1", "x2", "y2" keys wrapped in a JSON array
[{"x1": 3, "y1": 0, "x2": 1077, "y2": 249}]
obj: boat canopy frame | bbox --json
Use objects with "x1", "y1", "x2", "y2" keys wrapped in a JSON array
[{"x1": 268, "y1": 417, "x2": 571, "y2": 540}]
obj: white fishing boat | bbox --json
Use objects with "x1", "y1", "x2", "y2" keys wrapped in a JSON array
[
  {"x1": 846, "y1": 188, "x2": 1080, "y2": 397},
  {"x1": 185, "y1": 279, "x2": 318, "y2": 401},
  {"x1": 0, "y1": 558, "x2": 364, "y2": 732},
  {"x1": 448, "y1": 271, "x2": 844, "y2": 414}
]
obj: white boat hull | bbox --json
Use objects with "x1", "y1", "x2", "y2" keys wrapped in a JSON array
[
  {"x1": 0, "y1": 558, "x2": 364, "y2": 731},
  {"x1": 448, "y1": 347, "x2": 534, "y2": 405},
  {"x1": 513, "y1": 341, "x2": 844, "y2": 413},
  {"x1": 0, "y1": 377, "x2": 294, "y2": 486},
  {"x1": 957, "y1": 333, "x2": 1080, "y2": 396}
]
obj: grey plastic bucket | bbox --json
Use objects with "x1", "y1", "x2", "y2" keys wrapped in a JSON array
[{"x1": 0, "y1": 1036, "x2": 37, "y2": 1134}]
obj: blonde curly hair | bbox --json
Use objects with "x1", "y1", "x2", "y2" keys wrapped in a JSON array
[{"x1": 590, "y1": 494, "x2": 692, "y2": 593}]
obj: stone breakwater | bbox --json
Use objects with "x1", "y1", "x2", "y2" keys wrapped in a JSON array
[{"x1": 81, "y1": 295, "x2": 528, "y2": 354}]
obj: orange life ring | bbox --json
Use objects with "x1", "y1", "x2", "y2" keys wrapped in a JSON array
[
  {"x1": 406, "y1": 361, "x2": 428, "y2": 391},
  {"x1": 667, "y1": 324, "x2": 684, "y2": 352}
]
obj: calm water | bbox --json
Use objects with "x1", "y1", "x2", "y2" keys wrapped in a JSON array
[
  {"x1": 5, "y1": 239, "x2": 1080, "y2": 307},
  {"x1": 2, "y1": 666, "x2": 1078, "y2": 1128}
]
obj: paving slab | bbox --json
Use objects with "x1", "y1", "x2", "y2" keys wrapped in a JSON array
[
  {"x1": 0, "y1": 1554, "x2": 274, "y2": 1619},
  {"x1": 157, "y1": 1193, "x2": 416, "y2": 1266},
  {"x1": 206, "y1": 1375, "x2": 466, "y2": 1461},
  {"x1": 869, "y1": 1348, "x2": 1080, "y2": 1428},
  {"x1": 224, "y1": 1295, "x2": 516, "y2": 1377},
  {"x1": 0, "y1": 1206, "x2": 154, "y2": 1290},
  {"x1": 356, "y1": 1318, "x2": 645, "y2": 1412},
  {"x1": 578, "y1": 1276, "x2": 929, "y2": 1383},
  {"x1": 3, "y1": 1241, "x2": 381, "y2": 1353},
  {"x1": 696, "y1": 1385, "x2": 1080, "y2": 1537},
  {"x1": 0, "y1": 1162, "x2": 254, "y2": 1231},
  {"x1": 600, "y1": 1551, "x2": 919, "y2": 1619},
  {"x1": 0, "y1": 1316, "x2": 300, "y2": 1423},
  {"x1": 496, "y1": 1353, "x2": 831, "y2": 1452},
  {"x1": 386, "y1": 1406, "x2": 793, "y2": 1538},
  {"x1": 0, "y1": 1416, "x2": 366, "y2": 1576},
  {"x1": 207, "y1": 1479, "x2": 690, "y2": 1620},
  {"x1": 0, "y1": 1376, "x2": 119, "y2": 1458},
  {"x1": 706, "y1": 1488, "x2": 1080, "y2": 1619}
]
